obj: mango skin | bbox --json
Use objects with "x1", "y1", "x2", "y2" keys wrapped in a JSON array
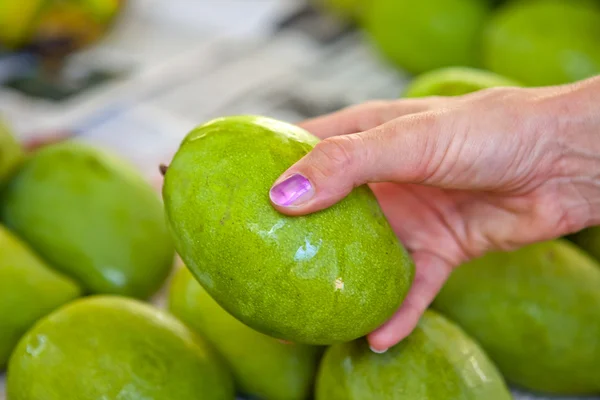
[
  {"x1": 0, "y1": 225, "x2": 81, "y2": 370},
  {"x1": 7, "y1": 295, "x2": 235, "y2": 400},
  {"x1": 364, "y1": 0, "x2": 491, "y2": 74},
  {"x1": 483, "y1": 0, "x2": 600, "y2": 87},
  {"x1": 432, "y1": 240, "x2": 600, "y2": 395},
  {"x1": 163, "y1": 115, "x2": 415, "y2": 345},
  {"x1": 169, "y1": 266, "x2": 322, "y2": 400},
  {"x1": 0, "y1": 141, "x2": 175, "y2": 299},
  {"x1": 569, "y1": 227, "x2": 600, "y2": 263},
  {"x1": 315, "y1": 310, "x2": 512, "y2": 400},
  {"x1": 0, "y1": 119, "x2": 23, "y2": 188},
  {"x1": 403, "y1": 66, "x2": 521, "y2": 98}
]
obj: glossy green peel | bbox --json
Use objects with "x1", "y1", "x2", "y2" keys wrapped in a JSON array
[
  {"x1": 0, "y1": 141, "x2": 175, "y2": 299},
  {"x1": 7, "y1": 296, "x2": 235, "y2": 400},
  {"x1": 0, "y1": 225, "x2": 81, "y2": 369},
  {"x1": 433, "y1": 240, "x2": 600, "y2": 395},
  {"x1": 163, "y1": 115, "x2": 415, "y2": 345},
  {"x1": 315, "y1": 310, "x2": 512, "y2": 400},
  {"x1": 403, "y1": 66, "x2": 521, "y2": 98},
  {"x1": 169, "y1": 266, "x2": 322, "y2": 400}
]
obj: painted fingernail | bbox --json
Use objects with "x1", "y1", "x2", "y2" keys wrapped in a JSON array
[
  {"x1": 269, "y1": 174, "x2": 314, "y2": 207},
  {"x1": 370, "y1": 346, "x2": 388, "y2": 354}
]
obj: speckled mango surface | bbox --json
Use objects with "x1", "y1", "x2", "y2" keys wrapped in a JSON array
[
  {"x1": 315, "y1": 310, "x2": 512, "y2": 400},
  {"x1": 6, "y1": 296, "x2": 235, "y2": 400},
  {"x1": 0, "y1": 141, "x2": 175, "y2": 299},
  {"x1": 0, "y1": 225, "x2": 81, "y2": 370},
  {"x1": 163, "y1": 115, "x2": 415, "y2": 345},
  {"x1": 169, "y1": 266, "x2": 322, "y2": 400},
  {"x1": 433, "y1": 240, "x2": 600, "y2": 395}
]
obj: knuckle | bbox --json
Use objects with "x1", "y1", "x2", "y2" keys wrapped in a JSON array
[{"x1": 313, "y1": 136, "x2": 359, "y2": 176}]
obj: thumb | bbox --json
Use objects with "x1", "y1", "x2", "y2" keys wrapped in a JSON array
[{"x1": 269, "y1": 114, "x2": 445, "y2": 215}]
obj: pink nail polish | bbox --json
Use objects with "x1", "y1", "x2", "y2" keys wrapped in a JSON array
[{"x1": 270, "y1": 174, "x2": 313, "y2": 207}]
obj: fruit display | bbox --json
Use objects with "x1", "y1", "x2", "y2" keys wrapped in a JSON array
[
  {"x1": 403, "y1": 66, "x2": 520, "y2": 97},
  {"x1": 432, "y1": 240, "x2": 600, "y2": 395},
  {"x1": 363, "y1": 0, "x2": 491, "y2": 74},
  {"x1": 0, "y1": 119, "x2": 23, "y2": 188},
  {"x1": 482, "y1": 0, "x2": 600, "y2": 86},
  {"x1": 0, "y1": 141, "x2": 175, "y2": 299},
  {"x1": 0, "y1": 0, "x2": 126, "y2": 53},
  {"x1": 570, "y1": 227, "x2": 600, "y2": 263},
  {"x1": 315, "y1": 310, "x2": 513, "y2": 400},
  {"x1": 169, "y1": 266, "x2": 323, "y2": 400},
  {"x1": 0, "y1": 225, "x2": 81, "y2": 369},
  {"x1": 6, "y1": 296, "x2": 235, "y2": 400},
  {"x1": 162, "y1": 115, "x2": 415, "y2": 345}
]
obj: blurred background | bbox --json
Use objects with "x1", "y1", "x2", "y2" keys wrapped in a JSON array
[{"x1": 1, "y1": 1, "x2": 599, "y2": 399}]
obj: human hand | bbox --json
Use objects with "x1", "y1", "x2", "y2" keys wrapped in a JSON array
[{"x1": 269, "y1": 76, "x2": 600, "y2": 352}]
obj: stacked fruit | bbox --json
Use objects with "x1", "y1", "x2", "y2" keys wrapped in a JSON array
[
  {"x1": 316, "y1": 0, "x2": 600, "y2": 88},
  {"x1": 2, "y1": 112, "x2": 599, "y2": 399}
]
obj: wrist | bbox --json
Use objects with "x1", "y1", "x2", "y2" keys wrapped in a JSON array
[{"x1": 538, "y1": 76, "x2": 600, "y2": 230}]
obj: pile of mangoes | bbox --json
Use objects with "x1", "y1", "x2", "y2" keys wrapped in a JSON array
[
  {"x1": 1, "y1": 108, "x2": 599, "y2": 399},
  {"x1": 316, "y1": 0, "x2": 600, "y2": 88}
]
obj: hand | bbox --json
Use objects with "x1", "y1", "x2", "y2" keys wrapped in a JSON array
[{"x1": 269, "y1": 76, "x2": 600, "y2": 352}]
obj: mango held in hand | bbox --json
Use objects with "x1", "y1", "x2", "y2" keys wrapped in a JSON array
[
  {"x1": 433, "y1": 240, "x2": 600, "y2": 395},
  {"x1": 403, "y1": 67, "x2": 520, "y2": 98},
  {"x1": 7, "y1": 296, "x2": 235, "y2": 400},
  {"x1": 163, "y1": 116, "x2": 415, "y2": 345},
  {"x1": 0, "y1": 119, "x2": 23, "y2": 187},
  {"x1": 0, "y1": 141, "x2": 174, "y2": 299},
  {"x1": 169, "y1": 266, "x2": 322, "y2": 400},
  {"x1": 315, "y1": 310, "x2": 512, "y2": 400},
  {"x1": 570, "y1": 227, "x2": 600, "y2": 263},
  {"x1": 0, "y1": 225, "x2": 81, "y2": 369}
]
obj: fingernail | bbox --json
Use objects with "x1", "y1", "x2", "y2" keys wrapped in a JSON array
[
  {"x1": 269, "y1": 174, "x2": 314, "y2": 207},
  {"x1": 370, "y1": 346, "x2": 388, "y2": 354}
]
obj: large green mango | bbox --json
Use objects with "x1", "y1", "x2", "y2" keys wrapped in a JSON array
[
  {"x1": 432, "y1": 240, "x2": 600, "y2": 395},
  {"x1": 569, "y1": 227, "x2": 600, "y2": 263},
  {"x1": 162, "y1": 115, "x2": 415, "y2": 345},
  {"x1": 169, "y1": 266, "x2": 322, "y2": 400},
  {"x1": 0, "y1": 141, "x2": 174, "y2": 299},
  {"x1": 7, "y1": 296, "x2": 235, "y2": 400},
  {"x1": 0, "y1": 224, "x2": 81, "y2": 369},
  {"x1": 315, "y1": 310, "x2": 512, "y2": 400},
  {"x1": 0, "y1": 119, "x2": 23, "y2": 187},
  {"x1": 403, "y1": 66, "x2": 521, "y2": 98}
]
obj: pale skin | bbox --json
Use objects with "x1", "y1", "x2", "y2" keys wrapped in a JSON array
[{"x1": 269, "y1": 75, "x2": 600, "y2": 352}]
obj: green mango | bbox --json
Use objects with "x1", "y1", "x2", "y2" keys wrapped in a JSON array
[
  {"x1": 432, "y1": 240, "x2": 600, "y2": 395},
  {"x1": 162, "y1": 115, "x2": 415, "y2": 345},
  {"x1": 364, "y1": 0, "x2": 491, "y2": 75},
  {"x1": 0, "y1": 141, "x2": 174, "y2": 299},
  {"x1": 7, "y1": 295, "x2": 235, "y2": 400},
  {"x1": 0, "y1": 224, "x2": 80, "y2": 369},
  {"x1": 403, "y1": 66, "x2": 521, "y2": 98},
  {"x1": 315, "y1": 310, "x2": 512, "y2": 400},
  {"x1": 483, "y1": 0, "x2": 600, "y2": 86},
  {"x1": 0, "y1": 119, "x2": 23, "y2": 187},
  {"x1": 169, "y1": 266, "x2": 322, "y2": 400},
  {"x1": 569, "y1": 227, "x2": 600, "y2": 263}
]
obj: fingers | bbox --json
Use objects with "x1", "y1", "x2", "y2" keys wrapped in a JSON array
[
  {"x1": 367, "y1": 251, "x2": 453, "y2": 352},
  {"x1": 298, "y1": 98, "x2": 437, "y2": 139},
  {"x1": 269, "y1": 113, "x2": 448, "y2": 216}
]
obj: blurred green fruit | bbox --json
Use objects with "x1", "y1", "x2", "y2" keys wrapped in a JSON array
[
  {"x1": 403, "y1": 66, "x2": 521, "y2": 97},
  {"x1": 364, "y1": 0, "x2": 492, "y2": 74},
  {"x1": 169, "y1": 266, "x2": 322, "y2": 400},
  {"x1": 483, "y1": 0, "x2": 600, "y2": 86},
  {"x1": 0, "y1": 224, "x2": 81, "y2": 369},
  {"x1": 0, "y1": 119, "x2": 23, "y2": 188},
  {"x1": 7, "y1": 296, "x2": 235, "y2": 400},
  {"x1": 570, "y1": 227, "x2": 600, "y2": 263},
  {"x1": 0, "y1": 141, "x2": 174, "y2": 299},
  {"x1": 433, "y1": 240, "x2": 600, "y2": 394},
  {"x1": 315, "y1": 310, "x2": 512, "y2": 400}
]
